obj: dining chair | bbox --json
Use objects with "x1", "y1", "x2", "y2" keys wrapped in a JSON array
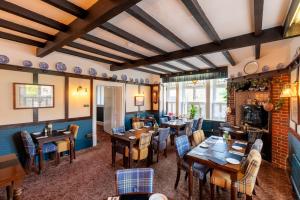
[
  {"x1": 159, "y1": 117, "x2": 169, "y2": 125},
  {"x1": 178, "y1": 121, "x2": 193, "y2": 143},
  {"x1": 115, "y1": 168, "x2": 154, "y2": 195},
  {"x1": 210, "y1": 149, "x2": 262, "y2": 200},
  {"x1": 152, "y1": 127, "x2": 170, "y2": 162},
  {"x1": 174, "y1": 135, "x2": 209, "y2": 199},
  {"x1": 132, "y1": 122, "x2": 145, "y2": 129},
  {"x1": 192, "y1": 118, "x2": 200, "y2": 133},
  {"x1": 112, "y1": 126, "x2": 127, "y2": 167},
  {"x1": 20, "y1": 131, "x2": 57, "y2": 173},
  {"x1": 192, "y1": 130, "x2": 205, "y2": 146},
  {"x1": 55, "y1": 124, "x2": 79, "y2": 163},
  {"x1": 125, "y1": 133, "x2": 152, "y2": 167}
]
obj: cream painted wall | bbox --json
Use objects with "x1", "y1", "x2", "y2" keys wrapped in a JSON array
[
  {"x1": 0, "y1": 39, "x2": 160, "y2": 83},
  {"x1": 126, "y1": 84, "x2": 139, "y2": 112},
  {"x1": 38, "y1": 74, "x2": 65, "y2": 121},
  {"x1": 140, "y1": 86, "x2": 151, "y2": 111},
  {"x1": 0, "y1": 70, "x2": 33, "y2": 125},
  {"x1": 69, "y1": 77, "x2": 91, "y2": 118}
]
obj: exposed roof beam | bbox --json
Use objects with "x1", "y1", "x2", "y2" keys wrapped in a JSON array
[
  {"x1": 67, "y1": 42, "x2": 131, "y2": 62},
  {"x1": 283, "y1": 0, "x2": 300, "y2": 37},
  {"x1": 160, "y1": 63, "x2": 185, "y2": 72},
  {"x1": 0, "y1": 31, "x2": 45, "y2": 47},
  {"x1": 196, "y1": 55, "x2": 217, "y2": 68},
  {"x1": 176, "y1": 59, "x2": 200, "y2": 70},
  {"x1": 255, "y1": 44, "x2": 261, "y2": 59},
  {"x1": 57, "y1": 48, "x2": 117, "y2": 65},
  {"x1": 81, "y1": 34, "x2": 146, "y2": 59},
  {"x1": 0, "y1": 1, "x2": 68, "y2": 32},
  {"x1": 0, "y1": 19, "x2": 55, "y2": 41},
  {"x1": 110, "y1": 26, "x2": 283, "y2": 71},
  {"x1": 41, "y1": 0, "x2": 88, "y2": 18},
  {"x1": 100, "y1": 22, "x2": 166, "y2": 54},
  {"x1": 181, "y1": 0, "x2": 236, "y2": 65},
  {"x1": 161, "y1": 66, "x2": 227, "y2": 78},
  {"x1": 127, "y1": 5, "x2": 190, "y2": 49},
  {"x1": 253, "y1": 0, "x2": 264, "y2": 59},
  {"x1": 143, "y1": 65, "x2": 172, "y2": 74},
  {"x1": 134, "y1": 68, "x2": 162, "y2": 76},
  {"x1": 37, "y1": 0, "x2": 141, "y2": 57}
]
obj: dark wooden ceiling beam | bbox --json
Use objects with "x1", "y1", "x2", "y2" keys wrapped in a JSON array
[
  {"x1": 127, "y1": 5, "x2": 190, "y2": 49},
  {"x1": 176, "y1": 59, "x2": 200, "y2": 70},
  {"x1": 0, "y1": 1, "x2": 68, "y2": 32},
  {"x1": 181, "y1": 0, "x2": 236, "y2": 65},
  {"x1": 160, "y1": 63, "x2": 185, "y2": 72},
  {"x1": 67, "y1": 42, "x2": 131, "y2": 62},
  {"x1": 57, "y1": 48, "x2": 117, "y2": 65},
  {"x1": 134, "y1": 68, "x2": 162, "y2": 75},
  {"x1": 0, "y1": 19, "x2": 55, "y2": 41},
  {"x1": 144, "y1": 65, "x2": 172, "y2": 74},
  {"x1": 110, "y1": 26, "x2": 283, "y2": 71},
  {"x1": 37, "y1": 0, "x2": 141, "y2": 57},
  {"x1": 81, "y1": 34, "x2": 146, "y2": 58},
  {"x1": 196, "y1": 55, "x2": 217, "y2": 68},
  {"x1": 41, "y1": 0, "x2": 88, "y2": 18},
  {"x1": 253, "y1": 0, "x2": 264, "y2": 59},
  {"x1": 0, "y1": 31, "x2": 45, "y2": 47}
]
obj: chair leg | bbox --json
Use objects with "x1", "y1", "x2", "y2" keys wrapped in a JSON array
[
  {"x1": 174, "y1": 166, "x2": 181, "y2": 189},
  {"x1": 256, "y1": 178, "x2": 259, "y2": 186},
  {"x1": 56, "y1": 152, "x2": 60, "y2": 165},
  {"x1": 199, "y1": 179, "x2": 203, "y2": 199},
  {"x1": 253, "y1": 189, "x2": 256, "y2": 195},
  {"x1": 164, "y1": 139, "x2": 168, "y2": 158},
  {"x1": 210, "y1": 183, "x2": 215, "y2": 200},
  {"x1": 157, "y1": 149, "x2": 159, "y2": 163},
  {"x1": 246, "y1": 195, "x2": 252, "y2": 200},
  {"x1": 185, "y1": 171, "x2": 188, "y2": 181}
]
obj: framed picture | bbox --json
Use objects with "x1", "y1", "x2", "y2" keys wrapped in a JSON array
[
  {"x1": 13, "y1": 83, "x2": 54, "y2": 109},
  {"x1": 152, "y1": 91, "x2": 158, "y2": 104},
  {"x1": 135, "y1": 96, "x2": 144, "y2": 106},
  {"x1": 290, "y1": 67, "x2": 299, "y2": 124}
]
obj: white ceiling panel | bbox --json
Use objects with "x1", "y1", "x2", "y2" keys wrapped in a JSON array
[
  {"x1": 183, "y1": 57, "x2": 210, "y2": 69},
  {"x1": 203, "y1": 53, "x2": 230, "y2": 66},
  {"x1": 153, "y1": 64, "x2": 179, "y2": 72},
  {"x1": 109, "y1": 12, "x2": 180, "y2": 52},
  {"x1": 139, "y1": 66, "x2": 166, "y2": 74},
  {"x1": 197, "y1": 0, "x2": 252, "y2": 40},
  {"x1": 88, "y1": 27, "x2": 157, "y2": 57},
  {"x1": 229, "y1": 46, "x2": 255, "y2": 63},
  {"x1": 74, "y1": 38, "x2": 139, "y2": 60},
  {"x1": 67, "y1": 0, "x2": 98, "y2": 10},
  {"x1": 261, "y1": 38, "x2": 294, "y2": 57},
  {"x1": 0, "y1": 27, "x2": 46, "y2": 43},
  {"x1": 137, "y1": 0, "x2": 211, "y2": 47},
  {"x1": 167, "y1": 61, "x2": 194, "y2": 71},
  {"x1": 262, "y1": 0, "x2": 291, "y2": 29}
]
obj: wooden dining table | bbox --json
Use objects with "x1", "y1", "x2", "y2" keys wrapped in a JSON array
[
  {"x1": 219, "y1": 126, "x2": 247, "y2": 140},
  {"x1": 111, "y1": 127, "x2": 154, "y2": 168},
  {"x1": 186, "y1": 136, "x2": 247, "y2": 200},
  {"x1": 31, "y1": 130, "x2": 74, "y2": 174},
  {"x1": 0, "y1": 154, "x2": 26, "y2": 200},
  {"x1": 161, "y1": 119, "x2": 192, "y2": 144}
]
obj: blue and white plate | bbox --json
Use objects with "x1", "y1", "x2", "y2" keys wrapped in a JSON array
[
  {"x1": 55, "y1": 62, "x2": 67, "y2": 72},
  {"x1": 111, "y1": 74, "x2": 118, "y2": 80},
  {"x1": 135, "y1": 78, "x2": 139, "y2": 83},
  {"x1": 89, "y1": 68, "x2": 97, "y2": 76},
  {"x1": 129, "y1": 78, "x2": 134, "y2": 82},
  {"x1": 121, "y1": 74, "x2": 127, "y2": 81},
  {"x1": 22, "y1": 60, "x2": 32, "y2": 67},
  {"x1": 0, "y1": 55, "x2": 9, "y2": 64},
  {"x1": 73, "y1": 66, "x2": 82, "y2": 74},
  {"x1": 262, "y1": 65, "x2": 269, "y2": 72},
  {"x1": 140, "y1": 78, "x2": 144, "y2": 84},
  {"x1": 276, "y1": 63, "x2": 285, "y2": 69},
  {"x1": 145, "y1": 78, "x2": 150, "y2": 84},
  {"x1": 102, "y1": 73, "x2": 108, "y2": 78},
  {"x1": 39, "y1": 62, "x2": 49, "y2": 70}
]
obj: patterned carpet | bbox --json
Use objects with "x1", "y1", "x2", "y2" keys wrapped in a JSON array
[{"x1": 2, "y1": 131, "x2": 295, "y2": 200}]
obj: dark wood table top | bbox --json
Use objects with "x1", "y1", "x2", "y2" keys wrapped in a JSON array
[
  {"x1": 0, "y1": 154, "x2": 26, "y2": 187},
  {"x1": 162, "y1": 119, "x2": 192, "y2": 128},
  {"x1": 186, "y1": 136, "x2": 247, "y2": 173},
  {"x1": 111, "y1": 127, "x2": 154, "y2": 143},
  {"x1": 31, "y1": 130, "x2": 74, "y2": 145},
  {"x1": 219, "y1": 126, "x2": 246, "y2": 135}
]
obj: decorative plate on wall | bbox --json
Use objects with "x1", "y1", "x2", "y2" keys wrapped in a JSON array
[
  {"x1": 111, "y1": 74, "x2": 118, "y2": 80},
  {"x1": 0, "y1": 55, "x2": 9, "y2": 64},
  {"x1": 262, "y1": 65, "x2": 269, "y2": 72},
  {"x1": 276, "y1": 63, "x2": 285, "y2": 69},
  {"x1": 230, "y1": 74, "x2": 235, "y2": 78},
  {"x1": 145, "y1": 78, "x2": 150, "y2": 84},
  {"x1": 55, "y1": 62, "x2": 67, "y2": 72},
  {"x1": 121, "y1": 74, "x2": 127, "y2": 81},
  {"x1": 129, "y1": 78, "x2": 134, "y2": 82},
  {"x1": 89, "y1": 68, "x2": 97, "y2": 76},
  {"x1": 22, "y1": 60, "x2": 32, "y2": 67},
  {"x1": 135, "y1": 78, "x2": 139, "y2": 83},
  {"x1": 73, "y1": 66, "x2": 82, "y2": 74},
  {"x1": 243, "y1": 61, "x2": 259, "y2": 75},
  {"x1": 102, "y1": 73, "x2": 108, "y2": 78},
  {"x1": 39, "y1": 62, "x2": 49, "y2": 70},
  {"x1": 140, "y1": 78, "x2": 144, "y2": 84},
  {"x1": 237, "y1": 72, "x2": 242, "y2": 77}
]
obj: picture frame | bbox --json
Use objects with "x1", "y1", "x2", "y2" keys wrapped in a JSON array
[
  {"x1": 135, "y1": 96, "x2": 144, "y2": 106},
  {"x1": 152, "y1": 91, "x2": 158, "y2": 104},
  {"x1": 13, "y1": 83, "x2": 55, "y2": 109},
  {"x1": 290, "y1": 67, "x2": 299, "y2": 125}
]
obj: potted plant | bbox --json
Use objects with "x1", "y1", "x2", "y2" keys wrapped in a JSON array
[{"x1": 189, "y1": 104, "x2": 197, "y2": 119}]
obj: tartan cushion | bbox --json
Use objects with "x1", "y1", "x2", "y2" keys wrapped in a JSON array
[
  {"x1": 193, "y1": 130, "x2": 205, "y2": 146},
  {"x1": 116, "y1": 168, "x2": 154, "y2": 195},
  {"x1": 43, "y1": 143, "x2": 57, "y2": 153},
  {"x1": 132, "y1": 122, "x2": 144, "y2": 129},
  {"x1": 175, "y1": 135, "x2": 190, "y2": 158},
  {"x1": 20, "y1": 131, "x2": 36, "y2": 157}
]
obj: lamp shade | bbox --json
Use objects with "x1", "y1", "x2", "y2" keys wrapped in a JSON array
[{"x1": 280, "y1": 83, "x2": 297, "y2": 97}]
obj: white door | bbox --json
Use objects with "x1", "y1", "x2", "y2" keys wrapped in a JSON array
[{"x1": 104, "y1": 87, "x2": 113, "y2": 133}]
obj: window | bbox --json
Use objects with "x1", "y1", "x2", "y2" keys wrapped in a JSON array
[
  {"x1": 163, "y1": 78, "x2": 227, "y2": 121},
  {"x1": 96, "y1": 86, "x2": 104, "y2": 106}
]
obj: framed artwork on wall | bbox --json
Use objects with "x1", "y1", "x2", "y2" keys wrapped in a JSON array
[
  {"x1": 135, "y1": 96, "x2": 144, "y2": 106},
  {"x1": 290, "y1": 67, "x2": 299, "y2": 126}
]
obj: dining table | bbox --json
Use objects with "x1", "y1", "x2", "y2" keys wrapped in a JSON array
[
  {"x1": 31, "y1": 130, "x2": 74, "y2": 174},
  {"x1": 219, "y1": 125, "x2": 247, "y2": 140},
  {"x1": 0, "y1": 154, "x2": 26, "y2": 200},
  {"x1": 111, "y1": 127, "x2": 155, "y2": 168},
  {"x1": 161, "y1": 119, "x2": 192, "y2": 145},
  {"x1": 186, "y1": 136, "x2": 247, "y2": 200}
]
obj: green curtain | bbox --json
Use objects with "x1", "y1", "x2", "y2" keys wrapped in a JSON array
[{"x1": 162, "y1": 68, "x2": 227, "y2": 83}]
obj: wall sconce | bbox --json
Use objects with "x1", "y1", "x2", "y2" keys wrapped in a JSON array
[
  {"x1": 73, "y1": 86, "x2": 88, "y2": 96},
  {"x1": 280, "y1": 83, "x2": 297, "y2": 98}
]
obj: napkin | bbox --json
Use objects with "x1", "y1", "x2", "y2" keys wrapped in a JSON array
[{"x1": 107, "y1": 197, "x2": 119, "y2": 200}]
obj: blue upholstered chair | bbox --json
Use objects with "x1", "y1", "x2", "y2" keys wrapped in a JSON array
[
  {"x1": 115, "y1": 168, "x2": 154, "y2": 195},
  {"x1": 192, "y1": 118, "x2": 204, "y2": 133},
  {"x1": 112, "y1": 126, "x2": 127, "y2": 167},
  {"x1": 21, "y1": 131, "x2": 57, "y2": 172},
  {"x1": 152, "y1": 127, "x2": 170, "y2": 162},
  {"x1": 174, "y1": 135, "x2": 210, "y2": 198},
  {"x1": 160, "y1": 117, "x2": 169, "y2": 125}
]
